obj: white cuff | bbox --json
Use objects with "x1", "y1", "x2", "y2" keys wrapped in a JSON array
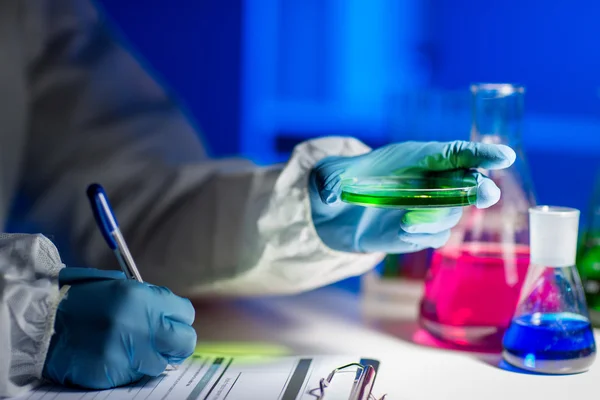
[
  {"x1": 195, "y1": 136, "x2": 385, "y2": 296},
  {"x1": 0, "y1": 234, "x2": 66, "y2": 398}
]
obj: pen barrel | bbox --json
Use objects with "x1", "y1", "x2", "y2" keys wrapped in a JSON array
[
  {"x1": 113, "y1": 249, "x2": 133, "y2": 279},
  {"x1": 112, "y1": 230, "x2": 143, "y2": 282}
]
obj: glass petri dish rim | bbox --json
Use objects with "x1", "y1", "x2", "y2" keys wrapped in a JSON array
[{"x1": 340, "y1": 175, "x2": 478, "y2": 194}]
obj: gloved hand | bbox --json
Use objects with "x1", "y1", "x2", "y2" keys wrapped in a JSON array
[
  {"x1": 43, "y1": 267, "x2": 197, "y2": 389},
  {"x1": 309, "y1": 140, "x2": 516, "y2": 253}
]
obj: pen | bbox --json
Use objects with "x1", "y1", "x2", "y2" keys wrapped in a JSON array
[
  {"x1": 86, "y1": 183, "x2": 177, "y2": 371},
  {"x1": 86, "y1": 183, "x2": 143, "y2": 282}
]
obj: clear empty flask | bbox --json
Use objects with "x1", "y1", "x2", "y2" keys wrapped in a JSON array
[
  {"x1": 419, "y1": 83, "x2": 536, "y2": 349},
  {"x1": 503, "y1": 206, "x2": 596, "y2": 374}
]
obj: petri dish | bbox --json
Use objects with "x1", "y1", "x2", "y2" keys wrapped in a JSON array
[{"x1": 340, "y1": 175, "x2": 478, "y2": 209}]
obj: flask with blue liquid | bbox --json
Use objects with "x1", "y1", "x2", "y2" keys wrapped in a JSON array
[{"x1": 502, "y1": 206, "x2": 597, "y2": 374}]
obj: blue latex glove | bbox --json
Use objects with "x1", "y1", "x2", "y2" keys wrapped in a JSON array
[
  {"x1": 309, "y1": 140, "x2": 516, "y2": 253},
  {"x1": 43, "y1": 268, "x2": 197, "y2": 389}
]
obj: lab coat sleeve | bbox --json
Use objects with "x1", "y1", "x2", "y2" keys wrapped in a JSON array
[
  {"x1": 0, "y1": 234, "x2": 66, "y2": 398},
  {"x1": 13, "y1": 0, "x2": 384, "y2": 297}
]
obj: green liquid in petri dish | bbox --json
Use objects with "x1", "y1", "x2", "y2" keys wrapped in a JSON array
[{"x1": 340, "y1": 176, "x2": 478, "y2": 209}]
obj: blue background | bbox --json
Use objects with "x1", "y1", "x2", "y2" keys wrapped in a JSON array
[{"x1": 96, "y1": 0, "x2": 600, "y2": 290}]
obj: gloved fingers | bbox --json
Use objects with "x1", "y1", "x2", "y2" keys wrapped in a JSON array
[
  {"x1": 400, "y1": 207, "x2": 463, "y2": 234},
  {"x1": 420, "y1": 141, "x2": 516, "y2": 172},
  {"x1": 353, "y1": 209, "x2": 406, "y2": 252},
  {"x1": 398, "y1": 229, "x2": 451, "y2": 249},
  {"x1": 133, "y1": 351, "x2": 169, "y2": 377},
  {"x1": 119, "y1": 329, "x2": 170, "y2": 377},
  {"x1": 154, "y1": 316, "x2": 197, "y2": 363},
  {"x1": 475, "y1": 173, "x2": 501, "y2": 209},
  {"x1": 335, "y1": 207, "x2": 451, "y2": 253},
  {"x1": 311, "y1": 156, "x2": 349, "y2": 204},
  {"x1": 355, "y1": 209, "x2": 444, "y2": 253},
  {"x1": 446, "y1": 141, "x2": 516, "y2": 170},
  {"x1": 58, "y1": 267, "x2": 126, "y2": 286},
  {"x1": 145, "y1": 284, "x2": 196, "y2": 325}
]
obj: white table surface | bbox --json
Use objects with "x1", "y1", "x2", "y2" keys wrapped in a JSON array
[{"x1": 191, "y1": 285, "x2": 600, "y2": 399}]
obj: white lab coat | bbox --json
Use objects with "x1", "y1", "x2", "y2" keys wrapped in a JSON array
[{"x1": 0, "y1": 0, "x2": 384, "y2": 397}]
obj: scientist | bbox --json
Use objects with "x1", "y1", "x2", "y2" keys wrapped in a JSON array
[{"x1": 0, "y1": 0, "x2": 516, "y2": 397}]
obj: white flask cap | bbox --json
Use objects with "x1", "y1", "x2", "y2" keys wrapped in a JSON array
[{"x1": 530, "y1": 206, "x2": 580, "y2": 267}]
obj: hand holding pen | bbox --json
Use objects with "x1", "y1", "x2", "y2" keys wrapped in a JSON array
[{"x1": 86, "y1": 183, "x2": 188, "y2": 371}]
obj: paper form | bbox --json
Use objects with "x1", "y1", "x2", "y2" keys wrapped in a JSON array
[{"x1": 16, "y1": 355, "x2": 376, "y2": 400}]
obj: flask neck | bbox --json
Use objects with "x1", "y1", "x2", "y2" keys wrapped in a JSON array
[
  {"x1": 470, "y1": 83, "x2": 524, "y2": 149},
  {"x1": 529, "y1": 206, "x2": 580, "y2": 268}
]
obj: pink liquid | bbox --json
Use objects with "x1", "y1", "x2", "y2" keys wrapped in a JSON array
[{"x1": 419, "y1": 242, "x2": 530, "y2": 350}]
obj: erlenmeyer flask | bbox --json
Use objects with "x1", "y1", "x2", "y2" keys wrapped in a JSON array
[
  {"x1": 577, "y1": 170, "x2": 600, "y2": 325},
  {"x1": 503, "y1": 206, "x2": 596, "y2": 374},
  {"x1": 418, "y1": 83, "x2": 536, "y2": 349}
]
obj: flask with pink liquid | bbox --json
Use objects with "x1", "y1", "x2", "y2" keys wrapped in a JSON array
[{"x1": 418, "y1": 83, "x2": 537, "y2": 350}]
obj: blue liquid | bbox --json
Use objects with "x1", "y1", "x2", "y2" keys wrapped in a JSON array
[{"x1": 502, "y1": 312, "x2": 597, "y2": 374}]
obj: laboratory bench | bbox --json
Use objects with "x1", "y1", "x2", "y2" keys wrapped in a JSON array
[{"x1": 192, "y1": 282, "x2": 600, "y2": 399}]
